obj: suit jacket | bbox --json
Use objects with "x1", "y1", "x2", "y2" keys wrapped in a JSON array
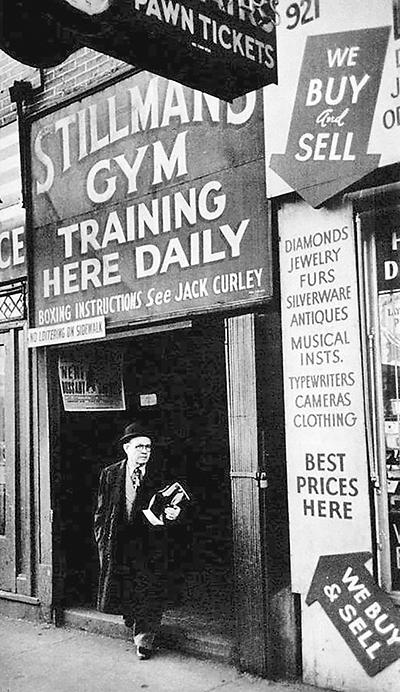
[{"x1": 94, "y1": 456, "x2": 170, "y2": 614}]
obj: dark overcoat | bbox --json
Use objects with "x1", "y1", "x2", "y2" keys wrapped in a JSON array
[{"x1": 94, "y1": 456, "x2": 172, "y2": 614}]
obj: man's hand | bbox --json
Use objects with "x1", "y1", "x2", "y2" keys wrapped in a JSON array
[{"x1": 164, "y1": 506, "x2": 181, "y2": 521}]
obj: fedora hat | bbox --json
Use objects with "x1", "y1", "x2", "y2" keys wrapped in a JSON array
[{"x1": 119, "y1": 422, "x2": 153, "y2": 445}]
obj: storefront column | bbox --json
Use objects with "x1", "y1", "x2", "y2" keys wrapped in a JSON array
[
  {"x1": 225, "y1": 311, "x2": 297, "y2": 678},
  {"x1": 225, "y1": 312, "x2": 267, "y2": 675},
  {"x1": 33, "y1": 348, "x2": 59, "y2": 620}
]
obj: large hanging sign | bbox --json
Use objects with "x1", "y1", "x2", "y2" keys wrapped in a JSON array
[
  {"x1": 264, "y1": 0, "x2": 399, "y2": 207},
  {"x1": 0, "y1": 0, "x2": 277, "y2": 101},
  {"x1": 279, "y1": 199, "x2": 371, "y2": 594},
  {"x1": 30, "y1": 72, "x2": 271, "y2": 332}
]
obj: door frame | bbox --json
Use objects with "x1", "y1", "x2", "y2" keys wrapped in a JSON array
[
  {"x1": 40, "y1": 314, "x2": 297, "y2": 677},
  {"x1": 0, "y1": 329, "x2": 17, "y2": 592},
  {"x1": 226, "y1": 312, "x2": 270, "y2": 676},
  {"x1": 225, "y1": 312, "x2": 297, "y2": 679}
]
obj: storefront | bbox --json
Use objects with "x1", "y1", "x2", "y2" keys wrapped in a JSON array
[
  {"x1": 22, "y1": 69, "x2": 295, "y2": 678},
  {"x1": 265, "y1": 1, "x2": 400, "y2": 689},
  {"x1": 4, "y1": 1, "x2": 400, "y2": 688}
]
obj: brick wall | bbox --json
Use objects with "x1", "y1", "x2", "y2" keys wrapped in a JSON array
[
  {"x1": 0, "y1": 53, "x2": 40, "y2": 126},
  {"x1": 0, "y1": 47, "x2": 131, "y2": 125},
  {"x1": 27, "y1": 48, "x2": 131, "y2": 116}
]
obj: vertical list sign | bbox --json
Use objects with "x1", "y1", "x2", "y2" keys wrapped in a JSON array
[{"x1": 279, "y1": 200, "x2": 371, "y2": 594}]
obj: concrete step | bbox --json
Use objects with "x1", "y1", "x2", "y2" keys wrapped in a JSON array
[{"x1": 62, "y1": 607, "x2": 236, "y2": 664}]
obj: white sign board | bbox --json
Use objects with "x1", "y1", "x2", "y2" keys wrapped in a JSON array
[
  {"x1": 58, "y1": 349, "x2": 125, "y2": 411},
  {"x1": 279, "y1": 200, "x2": 371, "y2": 594},
  {"x1": 264, "y1": 0, "x2": 400, "y2": 207},
  {"x1": 27, "y1": 316, "x2": 105, "y2": 347}
]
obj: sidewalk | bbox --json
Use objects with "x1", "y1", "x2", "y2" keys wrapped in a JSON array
[{"x1": 0, "y1": 615, "x2": 325, "y2": 692}]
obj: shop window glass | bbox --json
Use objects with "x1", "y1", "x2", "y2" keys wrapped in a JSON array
[
  {"x1": 0, "y1": 345, "x2": 5, "y2": 535},
  {"x1": 379, "y1": 292, "x2": 400, "y2": 590}
]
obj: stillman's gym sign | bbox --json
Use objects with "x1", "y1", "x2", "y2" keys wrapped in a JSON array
[{"x1": 30, "y1": 72, "x2": 272, "y2": 332}]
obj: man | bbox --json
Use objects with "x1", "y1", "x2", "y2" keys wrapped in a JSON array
[{"x1": 94, "y1": 421, "x2": 182, "y2": 660}]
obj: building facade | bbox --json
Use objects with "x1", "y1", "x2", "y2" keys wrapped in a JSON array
[
  {"x1": 1, "y1": 1, "x2": 400, "y2": 690},
  {"x1": 0, "y1": 43, "x2": 295, "y2": 681}
]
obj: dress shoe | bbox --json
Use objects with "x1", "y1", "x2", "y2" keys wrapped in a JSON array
[{"x1": 136, "y1": 646, "x2": 152, "y2": 660}]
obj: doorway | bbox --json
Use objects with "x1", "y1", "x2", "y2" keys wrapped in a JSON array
[{"x1": 56, "y1": 318, "x2": 234, "y2": 634}]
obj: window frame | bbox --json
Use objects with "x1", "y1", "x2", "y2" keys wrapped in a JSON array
[
  {"x1": 357, "y1": 204, "x2": 400, "y2": 596},
  {"x1": 0, "y1": 329, "x2": 17, "y2": 592}
]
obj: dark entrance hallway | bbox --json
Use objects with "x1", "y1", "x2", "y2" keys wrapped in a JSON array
[{"x1": 55, "y1": 319, "x2": 234, "y2": 649}]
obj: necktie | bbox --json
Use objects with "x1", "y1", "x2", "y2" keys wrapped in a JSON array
[
  {"x1": 126, "y1": 466, "x2": 142, "y2": 516},
  {"x1": 132, "y1": 466, "x2": 142, "y2": 488}
]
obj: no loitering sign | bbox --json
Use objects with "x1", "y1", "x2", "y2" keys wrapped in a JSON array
[{"x1": 27, "y1": 316, "x2": 105, "y2": 348}]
